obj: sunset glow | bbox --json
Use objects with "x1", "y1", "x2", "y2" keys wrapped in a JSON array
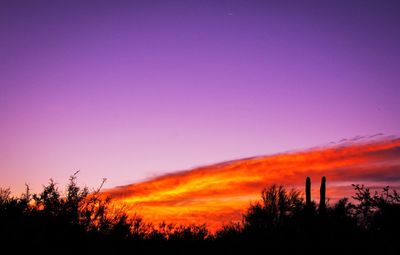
[
  {"x1": 106, "y1": 138, "x2": 400, "y2": 231},
  {"x1": 1, "y1": 1, "x2": 400, "y2": 253}
]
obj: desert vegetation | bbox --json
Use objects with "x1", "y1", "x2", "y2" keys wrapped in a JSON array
[{"x1": 1, "y1": 173, "x2": 399, "y2": 254}]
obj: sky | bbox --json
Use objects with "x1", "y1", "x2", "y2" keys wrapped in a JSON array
[
  {"x1": 106, "y1": 138, "x2": 400, "y2": 231},
  {"x1": 1, "y1": 0, "x2": 400, "y2": 194}
]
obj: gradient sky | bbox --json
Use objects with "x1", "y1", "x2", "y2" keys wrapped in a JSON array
[
  {"x1": 1, "y1": 0, "x2": 400, "y2": 194},
  {"x1": 106, "y1": 138, "x2": 400, "y2": 231}
]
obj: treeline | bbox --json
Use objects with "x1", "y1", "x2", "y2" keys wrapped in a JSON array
[{"x1": 0, "y1": 174, "x2": 399, "y2": 254}]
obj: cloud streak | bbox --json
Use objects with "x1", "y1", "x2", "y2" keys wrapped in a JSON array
[{"x1": 105, "y1": 138, "x2": 400, "y2": 231}]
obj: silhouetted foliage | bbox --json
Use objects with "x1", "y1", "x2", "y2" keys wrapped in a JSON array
[
  {"x1": 243, "y1": 185, "x2": 303, "y2": 233},
  {"x1": 1, "y1": 175, "x2": 399, "y2": 254},
  {"x1": 352, "y1": 184, "x2": 400, "y2": 233}
]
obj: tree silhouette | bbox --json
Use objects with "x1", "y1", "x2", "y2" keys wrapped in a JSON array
[{"x1": 1, "y1": 175, "x2": 399, "y2": 254}]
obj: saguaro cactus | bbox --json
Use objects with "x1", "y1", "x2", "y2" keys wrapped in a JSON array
[
  {"x1": 306, "y1": 177, "x2": 311, "y2": 208},
  {"x1": 319, "y1": 176, "x2": 326, "y2": 213}
]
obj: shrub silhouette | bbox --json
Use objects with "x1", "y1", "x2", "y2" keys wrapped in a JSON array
[
  {"x1": 226, "y1": 178, "x2": 399, "y2": 254},
  {"x1": 352, "y1": 184, "x2": 400, "y2": 234},
  {"x1": 1, "y1": 175, "x2": 399, "y2": 254},
  {"x1": 243, "y1": 185, "x2": 303, "y2": 233}
]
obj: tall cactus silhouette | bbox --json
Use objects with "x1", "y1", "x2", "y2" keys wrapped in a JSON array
[
  {"x1": 306, "y1": 177, "x2": 311, "y2": 208},
  {"x1": 319, "y1": 176, "x2": 326, "y2": 213}
]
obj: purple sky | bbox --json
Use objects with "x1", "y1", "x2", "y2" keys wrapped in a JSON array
[{"x1": 1, "y1": 0, "x2": 400, "y2": 194}]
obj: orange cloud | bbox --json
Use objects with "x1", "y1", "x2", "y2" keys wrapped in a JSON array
[{"x1": 105, "y1": 138, "x2": 400, "y2": 232}]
